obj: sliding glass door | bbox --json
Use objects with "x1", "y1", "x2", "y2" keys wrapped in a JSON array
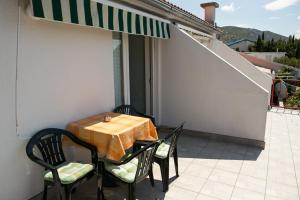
[{"x1": 112, "y1": 33, "x2": 152, "y2": 114}]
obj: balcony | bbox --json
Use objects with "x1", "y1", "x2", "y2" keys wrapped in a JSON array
[{"x1": 31, "y1": 108, "x2": 300, "y2": 200}]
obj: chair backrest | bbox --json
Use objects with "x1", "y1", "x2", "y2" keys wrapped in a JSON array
[
  {"x1": 134, "y1": 142, "x2": 159, "y2": 183},
  {"x1": 167, "y1": 122, "x2": 185, "y2": 157},
  {"x1": 26, "y1": 128, "x2": 75, "y2": 167},
  {"x1": 113, "y1": 105, "x2": 138, "y2": 116}
]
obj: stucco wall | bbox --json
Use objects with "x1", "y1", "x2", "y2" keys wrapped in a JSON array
[
  {"x1": 160, "y1": 25, "x2": 268, "y2": 141},
  {"x1": 210, "y1": 40, "x2": 273, "y2": 94},
  {"x1": 0, "y1": 2, "x2": 114, "y2": 199},
  {"x1": 246, "y1": 52, "x2": 286, "y2": 62}
]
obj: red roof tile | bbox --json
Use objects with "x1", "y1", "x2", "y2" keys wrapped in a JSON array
[
  {"x1": 240, "y1": 53, "x2": 283, "y2": 70},
  {"x1": 158, "y1": 0, "x2": 216, "y2": 28}
]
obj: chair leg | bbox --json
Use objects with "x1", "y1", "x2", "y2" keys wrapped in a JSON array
[
  {"x1": 149, "y1": 167, "x2": 155, "y2": 187},
  {"x1": 128, "y1": 183, "x2": 136, "y2": 200},
  {"x1": 97, "y1": 162, "x2": 105, "y2": 200},
  {"x1": 65, "y1": 188, "x2": 72, "y2": 200},
  {"x1": 163, "y1": 159, "x2": 170, "y2": 192},
  {"x1": 173, "y1": 148, "x2": 179, "y2": 177},
  {"x1": 158, "y1": 159, "x2": 169, "y2": 192},
  {"x1": 149, "y1": 167, "x2": 157, "y2": 200},
  {"x1": 42, "y1": 184, "x2": 48, "y2": 200},
  {"x1": 55, "y1": 184, "x2": 65, "y2": 200}
]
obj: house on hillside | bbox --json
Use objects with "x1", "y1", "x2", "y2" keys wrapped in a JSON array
[
  {"x1": 240, "y1": 52, "x2": 284, "y2": 76},
  {"x1": 0, "y1": 0, "x2": 272, "y2": 199},
  {"x1": 227, "y1": 39, "x2": 256, "y2": 52}
]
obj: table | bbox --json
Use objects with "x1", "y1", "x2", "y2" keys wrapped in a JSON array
[{"x1": 67, "y1": 112, "x2": 158, "y2": 161}]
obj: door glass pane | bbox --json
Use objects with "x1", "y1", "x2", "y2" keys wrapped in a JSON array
[
  {"x1": 113, "y1": 32, "x2": 124, "y2": 106},
  {"x1": 129, "y1": 35, "x2": 146, "y2": 113}
]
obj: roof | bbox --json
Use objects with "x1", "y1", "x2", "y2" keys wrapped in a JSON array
[
  {"x1": 227, "y1": 39, "x2": 256, "y2": 46},
  {"x1": 158, "y1": 0, "x2": 221, "y2": 31},
  {"x1": 240, "y1": 53, "x2": 284, "y2": 70},
  {"x1": 113, "y1": 0, "x2": 222, "y2": 34}
]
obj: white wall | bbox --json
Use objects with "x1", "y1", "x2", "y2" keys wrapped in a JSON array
[
  {"x1": 160, "y1": 25, "x2": 268, "y2": 141},
  {"x1": 246, "y1": 52, "x2": 286, "y2": 62},
  {"x1": 0, "y1": 1, "x2": 114, "y2": 199},
  {"x1": 17, "y1": 7, "x2": 115, "y2": 139},
  {"x1": 210, "y1": 39, "x2": 273, "y2": 94}
]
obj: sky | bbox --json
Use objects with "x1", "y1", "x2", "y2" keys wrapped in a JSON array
[{"x1": 168, "y1": 0, "x2": 300, "y2": 38}]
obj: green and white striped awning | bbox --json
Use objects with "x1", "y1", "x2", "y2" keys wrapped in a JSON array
[{"x1": 29, "y1": 0, "x2": 171, "y2": 39}]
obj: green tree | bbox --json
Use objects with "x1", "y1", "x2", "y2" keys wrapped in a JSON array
[
  {"x1": 262, "y1": 32, "x2": 265, "y2": 41},
  {"x1": 296, "y1": 41, "x2": 300, "y2": 59},
  {"x1": 255, "y1": 35, "x2": 263, "y2": 52},
  {"x1": 270, "y1": 38, "x2": 276, "y2": 52}
]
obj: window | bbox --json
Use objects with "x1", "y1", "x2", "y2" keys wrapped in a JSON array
[{"x1": 113, "y1": 32, "x2": 124, "y2": 106}]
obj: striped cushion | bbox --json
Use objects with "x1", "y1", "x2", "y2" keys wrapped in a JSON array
[
  {"x1": 44, "y1": 162, "x2": 94, "y2": 184},
  {"x1": 155, "y1": 142, "x2": 170, "y2": 159},
  {"x1": 105, "y1": 158, "x2": 138, "y2": 183}
]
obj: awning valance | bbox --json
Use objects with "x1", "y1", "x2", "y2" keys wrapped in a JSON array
[{"x1": 29, "y1": 0, "x2": 170, "y2": 39}]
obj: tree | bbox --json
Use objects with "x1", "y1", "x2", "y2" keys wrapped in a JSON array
[
  {"x1": 296, "y1": 41, "x2": 300, "y2": 59},
  {"x1": 270, "y1": 38, "x2": 276, "y2": 52},
  {"x1": 255, "y1": 35, "x2": 263, "y2": 52},
  {"x1": 262, "y1": 32, "x2": 265, "y2": 41}
]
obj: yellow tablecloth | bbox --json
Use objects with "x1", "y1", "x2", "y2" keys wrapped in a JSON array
[{"x1": 67, "y1": 112, "x2": 158, "y2": 161}]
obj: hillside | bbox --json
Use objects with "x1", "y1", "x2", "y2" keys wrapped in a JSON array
[{"x1": 220, "y1": 26, "x2": 287, "y2": 44}]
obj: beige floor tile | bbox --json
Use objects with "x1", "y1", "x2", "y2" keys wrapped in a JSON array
[
  {"x1": 193, "y1": 155, "x2": 219, "y2": 168},
  {"x1": 231, "y1": 187, "x2": 264, "y2": 200},
  {"x1": 240, "y1": 163, "x2": 267, "y2": 180},
  {"x1": 215, "y1": 159, "x2": 243, "y2": 173},
  {"x1": 208, "y1": 169, "x2": 238, "y2": 186},
  {"x1": 184, "y1": 163, "x2": 213, "y2": 179},
  {"x1": 173, "y1": 174, "x2": 206, "y2": 193},
  {"x1": 236, "y1": 174, "x2": 266, "y2": 194},
  {"x1": 200, "y1": 180, "x2": 234, "y2": 200},
  {"x1": 266, "y1": 181, "x2": 299, "y2": 200},
  {"x1": 195, "y1": 194, "x2": 219, "y2": 200},
  {"x1": 165, "y1": 185, "x2": 198, "y2": 200},
  {"x1": 265, "y1": 194, "x2": 289, "y2": 200},
  {"x1": 267, "y1": 169, "x2": 298, "y2": 187}
]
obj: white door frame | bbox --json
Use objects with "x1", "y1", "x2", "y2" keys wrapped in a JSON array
[
  {"x1": 145, "y1": 37, "x2": 152, "y2": 115},
  {"x1": 121, "y1": 34, "x2": 153, "y2": 115},
  {"x1": 122, "y1": 33, "x2": 130, "y2": 105}
]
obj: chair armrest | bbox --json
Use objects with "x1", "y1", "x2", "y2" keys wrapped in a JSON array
[
  {"x1": 164, "y1": 132, "x2": 174, "y2": 141},
  {"x1": 29, "y1": 155, "x2": 64, "y2": 184},
  {"x1": 100, "y1": 141, "x2": 159, "y2": 166},
  {"x1": 133, "y1": 140, "x2": 154, "y2": 152}
]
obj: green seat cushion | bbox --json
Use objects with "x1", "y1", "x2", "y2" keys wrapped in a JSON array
[
  {"x1": 105, "y1": 158, "x2": 138, "y2": 183},
  {"x1": 155, "y1": 142, "x2": 170, "y2": 159},
  {"x1": 44, "y1": 162, "x2": 94, "y2": 184}
]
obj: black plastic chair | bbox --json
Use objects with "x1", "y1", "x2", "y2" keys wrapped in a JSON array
[
  {"x1": 26, "y1": 128, "x2": 98, "y2": 200},
  {"x1": 154, "y1": 122, "x2": 185, "y2": 192},
  {"x1": 97, "y1": 140, "x2": 160, "y2": 200},
  {"x1": 113, "y1": 105, "x2": 156, "y2": 125}
]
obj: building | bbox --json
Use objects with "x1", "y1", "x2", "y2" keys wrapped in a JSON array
[
  {"x1": 245, "y1": 52, "x2": 286, "y2": 62},
  {"x1": 0, "y1": 0, "x2": 272, "y2": 199},
  {"x1": 227, "y1": 39, "x2": 256, "y2": 52}
]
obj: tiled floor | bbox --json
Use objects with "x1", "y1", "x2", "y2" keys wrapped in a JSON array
[{"x1": 32, "y1": 108, "x2": 300, "y2": 200}]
